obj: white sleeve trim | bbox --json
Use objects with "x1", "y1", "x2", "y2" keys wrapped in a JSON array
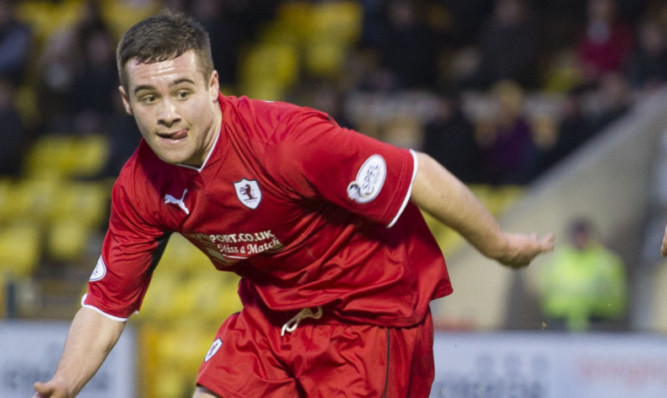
[
  {"x1": 81, "y1": 294, "x2": 129, "y2": 322},
  {"x1": 387, "y1": 149, "x2": 419, "y2": 228}
]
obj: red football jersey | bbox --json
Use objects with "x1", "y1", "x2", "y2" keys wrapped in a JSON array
[{"x1": 83, "y1": 95, "x2": 453, "y2": 327}]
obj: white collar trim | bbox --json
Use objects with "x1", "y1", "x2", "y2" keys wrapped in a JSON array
[{"x1": 177, "y1": 127, "x2": 221, "y2": 173}]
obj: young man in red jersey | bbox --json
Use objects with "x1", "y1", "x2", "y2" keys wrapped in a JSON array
[{"x1": 34, "y1": 12, "x2": 553, "y2": 398}]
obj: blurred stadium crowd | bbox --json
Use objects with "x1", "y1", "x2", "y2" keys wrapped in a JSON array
[
  {"x1": 1, "y1": 0, "x2": 666, "y2": 395},
  {"x1": 2, "y1": 0, "x2": 667, "y2": 183}
]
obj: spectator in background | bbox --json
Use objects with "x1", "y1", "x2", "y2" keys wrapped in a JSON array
[
  {"x1": 103, "y1": 90, "x2": 142, "y2": 178},
  {"x1": 358, "y1": 0, "x2": 385, "y2": 49},
  {"x1": 69, "y1": 1, "x2": 117, "y2": 134},
  {"x1": 377, "y1": 0, "x2": 438, "y2": 89},
  {"x1": 473, "y1": 0, "x2": 539, "y2": 89},
  {"x1": 422, "y1": 93, "x2": 482, "y2": 183},
  {"x1": 439, "y1": 0, "x2": 494, "y2": 49},
  {"x1": 34, "y1": 13, "x2": 85, "y2": 132},
  {"x1": 589, "y1": 72, "x2": 633, "y2": 132},
  {"x1": 305, "y1": 81, "x2": 355, "y2": 130},
  {"x1": 35, "y1": 0, "x2": 118, "y2": 135},
  {"x1": 625, "y1": 17, "x2": 667, "y2": 94},
  {"x1": 477, "y1": 80, "x2": 539, "y2": 185},
  {"x1": 543, "y1": 85, "x2": 596, "y2": 169},
  {"x1": 0, "y1": 78, "x2": 25, "y2": 176},
  {"x1": 0, "y1": 0, "x2": 32, "y2": 84},
  {"x1": 70, "y1": 27, "x2": 118, "y2": 135},
  {"x1": 576, "y1": 0, "x2": 633, "y2": 84},
  {"x1": 192, "y1": 0, "x2": 243, "y2": 88},
  {"x1": 540, "y1": 218, "x2": 627, "y2": 332}
]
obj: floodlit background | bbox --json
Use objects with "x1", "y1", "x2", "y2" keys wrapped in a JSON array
[{"x1": 2, "y1": 0, "x2": 667, "y2": 397}]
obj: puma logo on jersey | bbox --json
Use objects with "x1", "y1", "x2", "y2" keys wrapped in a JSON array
[{"x1": 165, "y1": 189, "x2": 190, "y2": 215}]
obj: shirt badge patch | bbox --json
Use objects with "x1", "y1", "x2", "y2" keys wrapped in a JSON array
[
  {"x1": 89, "y1": 256, "x2": 107, "y2": 281},
  {"x1": 234, "y1": 178, "x2": 262, "y2": 209},
  {"x1": 347, "y1": 154, "x2": 387, "y2": 203},
  {"x1": 205, "y1": 338, "x2": 223, "y2": 362}
]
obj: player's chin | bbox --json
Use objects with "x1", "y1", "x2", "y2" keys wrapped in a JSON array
[
  {"x1": 156, "y1": 149, "x2": 195, "y2": 166},
  {"x1": 149, "y1": 142, "x2": 194, "y2": 164}
]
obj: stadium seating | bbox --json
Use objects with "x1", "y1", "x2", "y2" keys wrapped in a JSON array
[
  {"x1": 24, "y1": 134, "x2": 110, "y2": 179},
  {"x1": 156, "y1": 233, "x2": 210, "y2": 276},
  {"x1": 0, "y1": 178, "x2": 14, "y2": 224},
  {"x1": 304, "y1": 1, "x2": 362, "y2": 77},
  {"x1": 16, "y1": 0, "x2": 84, "y2": 45},
  {"x1": 240, "y1": 42, "x2": 299, "y2": 101},
  {"x1": 98, "y1": 0, "x2": 161, "y2": 40},
  {"x1": 46, "y1": 218, "x2": 90, "y2": 263},
  {"x1": 140, "y1": 321, "x2": 218, "y2": 398},
  {"x1": 8, "y1": 178, "x2": 59, "y2": 225},
  {"x1": 239, "y1": 1, "x2": 363, "y2": 100},
  {"x1": 0, "y1": 223, "x2": 41, "y2": 279}
]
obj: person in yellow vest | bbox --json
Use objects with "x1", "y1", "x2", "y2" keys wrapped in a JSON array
[{"x1": 540, "y1": 218, "x2": 627, "y2": 332}]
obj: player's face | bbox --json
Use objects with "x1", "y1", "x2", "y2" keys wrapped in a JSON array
[{"x1": 119, "y1": 50, "x2": 221, "y2": 167}]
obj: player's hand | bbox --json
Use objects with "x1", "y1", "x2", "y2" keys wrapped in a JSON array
[
  {"x1": 494, "y1": 232, "x2": 554, "y2": 268},
  {"x1": 33, "y1": 379, "x2": 73, "y2": 398},
  {"x1": 661, "y1": 224, "x2": 667, "y2": 257}
]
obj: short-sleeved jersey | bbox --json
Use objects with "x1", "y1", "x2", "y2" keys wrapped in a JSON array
[{"x1": 83, "y1": 95, "x2": 453, "y2": 327}]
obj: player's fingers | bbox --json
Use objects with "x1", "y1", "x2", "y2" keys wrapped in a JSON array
[
  {"x1": 33, "y1": 381, "x2": 53, "y2": 397},
  {"x1": 538, "y1": 233, "x2": 555, "y2": 252},
  {"x1": 516, "y1": 234, "x2": 553, "y2": 266},
  {"x1": 661, "y1": 225, "x2": 667, "y2": 256}
]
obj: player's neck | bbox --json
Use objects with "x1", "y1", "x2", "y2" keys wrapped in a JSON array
[{"x1": 199, "y1": 106, "x2": 223, "y2": 168}]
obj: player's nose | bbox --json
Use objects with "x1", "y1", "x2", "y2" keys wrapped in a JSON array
[{"x1": 157, "y1": 98, "x2": 181, "y2": 126}]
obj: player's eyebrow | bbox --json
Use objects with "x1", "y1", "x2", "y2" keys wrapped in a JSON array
[
  {"x1": 133, "y1": 85, "x2": 155, "y2": 95},
  {"x1": 170, "y1": 78, "x2": 196, "y2": 87},
  {"x1": 133, "y1": 78, "x2": 197, "y2": 95}
]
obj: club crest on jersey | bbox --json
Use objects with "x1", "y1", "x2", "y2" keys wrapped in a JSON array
[
  {"x1": 347, "y1": 154, "x2": 387, "y2": 204},
  {"x1": 89, "y1": 256, "x2": 107, "y2": 281},
  {"x1": 234, "y1": 178, "x2": 262, "y2": 209}
]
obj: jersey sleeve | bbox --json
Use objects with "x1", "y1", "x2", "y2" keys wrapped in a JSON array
[
  {"x1": 82, "y1": 179, "x2": 169, "y2": 320},
  {"x1": 269, "y1": 108, "x2": 417, "y2": 227}
]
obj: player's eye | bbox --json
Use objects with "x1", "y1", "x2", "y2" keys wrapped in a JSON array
[
  {"x1": 139, "y1": 94, "x2": 156, "y2": 104},
  {"x1": 176, "y1": 90, "x2": 190, "y2": 100}
]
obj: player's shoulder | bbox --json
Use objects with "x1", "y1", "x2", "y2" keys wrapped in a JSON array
[{"x1": 225, "y1": 95, "x2": 330, "y2": 127}]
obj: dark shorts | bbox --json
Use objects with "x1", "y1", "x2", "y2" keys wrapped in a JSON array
[{"x1": 196, "y1": 303, "x2": 435, "y2": 397}]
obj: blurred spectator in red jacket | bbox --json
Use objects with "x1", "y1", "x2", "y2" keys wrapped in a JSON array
[{"x1": 576, "y1": 0, "x2": 634, "y2": 83}]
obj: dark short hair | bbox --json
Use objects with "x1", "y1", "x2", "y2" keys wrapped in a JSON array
[
  {"x1": 569, "y1": 217, "x2": 593, "y2": 236},
  {"x1": 116, "y1": 12, "x2": 214, "y2": 89}
]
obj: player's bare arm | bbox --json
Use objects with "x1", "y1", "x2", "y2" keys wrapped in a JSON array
[
  {"x1": 661, "y1": 224, "x2": 667, "y2": 256},
  {"x1": 192, "y1": 386, "x2": 220, "y2": 398},
  {"x1": 33, "y1": 307, "x2": 125, "y2": 398},
  {"x1": 410, "y1": 151, "x2": 554, "y2": 268}
]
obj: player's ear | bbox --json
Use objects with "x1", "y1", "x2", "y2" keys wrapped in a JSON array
[
  {"x1": 208, "y1": 70, "x2": 219, "y2": 102},
  {"x1": 118, "y1": 85, "x2": 133, "y2": 115}
]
